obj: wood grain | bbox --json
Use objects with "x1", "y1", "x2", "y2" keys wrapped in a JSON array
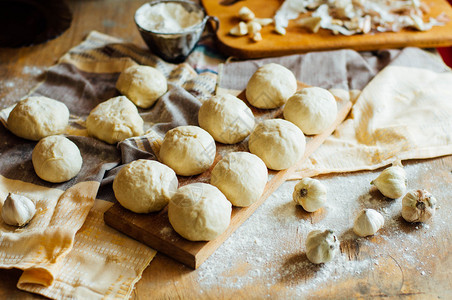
[
  {"x1": 202, "y1": 0, "x2": 452, "y2": 58},
  {"x1": 104, "y1": 84, "x2": 353, "y2": 269}
]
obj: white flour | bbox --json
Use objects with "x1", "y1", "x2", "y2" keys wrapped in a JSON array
[
  {"x1": 135, "y1": 3, "x2": 203, "y2": 33},
  {"x1": 196, "y1": 160, "x2": 450, "y2": 297}
]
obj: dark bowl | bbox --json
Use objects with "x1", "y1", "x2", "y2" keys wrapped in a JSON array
[{"x1": 135, "y1": 0, "x2": 218, "y2": 63}]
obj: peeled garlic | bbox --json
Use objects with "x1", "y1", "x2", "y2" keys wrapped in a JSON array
[
  {"x1": 238, "y1": 6, "x2": 255, "y2": 21},
  {"x1": 229, "y1": 21, "x2": 248, "y2": 36},
  {"x1": 353, "y1": 209, "x2": 384, "y2": 237},
  {"x1": 275, "y1": 25, "x2": 286, "y2": 35},
  {"x1": 296, "y1": 17, "x2": 322, "y2": 33},
  {"x1": 251, "y1": 32, "x2": 262, "y2": 42},
  {"x1": 371, "y1": 161, "x2": 407, "y2": 199},
  {"x1": 293, "y1": 178, "x2": 327, "y2": 212},
  {"x1": 247, "y1": 21, "x2": 262, "y2": 35},
  {"x1": 254, "y1": 18, "x2": 273, "y2": 26},
  {"x1": 1, "y1": 193, "x2": 36, "y2": 227},
  {"x1": 305, "y1": 229, "x2": 339, "y2": 264},
  {"x1": 402, "y1": 189, "x2": 437, "y2": 223}
]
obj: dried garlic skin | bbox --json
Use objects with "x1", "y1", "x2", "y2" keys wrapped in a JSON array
[
  {"x1": 305, "y1": 229, "x2": 339, "y2": 264},
  {"x1": 402, "y1": 189, "x2": 437, "y2": 223},
  {"x1": 1, "y1": 193, "x2": 36, "y2": 227},
  {"x1": 293, "y1": 178, "x2": 327, "y2": 212},
  {"x1": 371, "y1": 164, "x2": 407, "y2": 199},
  {"x1": 353, "y1": 209, "x2": 384, "y2": 237}
]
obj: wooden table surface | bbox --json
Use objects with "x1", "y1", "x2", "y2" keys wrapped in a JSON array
[{"x1": 1, "y1": 0, "x2": 451, "y2": 299}]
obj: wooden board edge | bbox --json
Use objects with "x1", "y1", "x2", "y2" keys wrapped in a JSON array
[{"x1": 104, "y1": 204, "x2": 199, "y2": 269}]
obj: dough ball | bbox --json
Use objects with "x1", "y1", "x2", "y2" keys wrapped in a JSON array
[
  {"x1": 249, "y1": 119, "x2": 305, "y2": 170},
  {"x1": 7, "y1": 96, "x2": 69, "y2": 141},
  {"x1": 246, "y1": 63, "x2": 297, "y2": 109},
  {"x1": 211, "y1": 152, "x2": 268, "y2": 207},
  {"x1": 116, "y1": 65, "x2": 167, "y2": 108},
  {"x1": 168, "y1": 183, "x2": 231, "y2": 241},
  {"x1": 284, "y1": 87, "x2": 337, "y2": 135},
  {"x1": 86, "y1": 96, "x2": 144, "y2": 144},
  {"x1": 198, "y1": 94, "x2": 255, "y2": 144},
  {"x1": 159, "y1": 126, "x2": 216, "y2": 176},
  {"x1": 32, "y1": 135, "x2": 83, "y2": 183},
  {"x1": 113, "y1": 159, "x2": 178, "y2": 213}
]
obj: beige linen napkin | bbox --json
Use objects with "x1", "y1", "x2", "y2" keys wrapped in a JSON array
[{"x1": 290, "y1": 64, "x2": 452, "y2": 179}]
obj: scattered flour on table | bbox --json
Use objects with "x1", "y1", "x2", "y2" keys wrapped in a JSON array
[
  {"x1": 196, "y1": 161, "x2": 450, "y2": 296},
  {"x1": 22, "y1": 66, "x2": 43, "y2": 76}
]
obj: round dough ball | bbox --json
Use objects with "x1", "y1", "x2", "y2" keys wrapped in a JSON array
[
  {"x1": 116, "y1": 65, "x2": 167, "y2": 108},
  {"x1": 7, "y1": 96, "x2": 69, "y2": 141},
  {"x1": 249, "y1": 119, "x2": 305, "y2": 170},
  {"x1": 159, "y1": 126, "x2": 216, "y2": 176},
  {"x1": 198, "y1": 94, "x2": 255, "y2": 144},
  {"x1": 113, "y1": 159, "x2": 178, "y2": 213},
  {"x1": 246, "y1": 63, "x2": 297, "y2": 109},
  {"x1": 86, "y1": 96, "x2": 144, "y2": 144},
  {"x1": 211, "y1": 152, "x2": 268, "y2": 207},
  {"x1": 32, "y1": 135, "x2": 83, "y2": 183},
  {"x1": 284, "y1": 87, "x2": 337, "y2": 135},
  {"x1": 168, "y1": 183, "x2": 231, "y2": 241}
]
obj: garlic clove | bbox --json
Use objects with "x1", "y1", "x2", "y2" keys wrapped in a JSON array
[
  {"x1": 238, "y1": 6, "x2": 255, "y2": 22},
  {"x1": 293, "y1": 178, "x2": 327, "y2": 212},
  {"x1": 402, "y1": 189, "x2": 437, "y2": 223},
  {"x1": 1, "y1": 193, "x2": 36, "y2": 227},
  {"x1": 353, "y1": 208, "x2": 384, "y2": 237},
  {"x1": 247, "y1": 21, "x2": 262, "y2": 35},
  {"x1": 296, "y1": 17, "x2": 322, "y2": 33},
  {"x1": 274, "y1": 25, "x2": 286, "y2": 35},
  {"x1": 229, "y1": 21, "x2": 248, "y2": 36},
  {"x1": 254, "y1": 18, "x2": 273, "y2": 26},
  {"x1": 371, "y1": 161, "x2": 407, "y2": 199},
  {"x1": 305, "y1": 229, "x2": 339, "y2": 264},
  {"x1": 251, "y1": 32, "x2": 262, "y2": 42}
]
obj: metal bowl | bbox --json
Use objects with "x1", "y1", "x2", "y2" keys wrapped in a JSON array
[{"x1": 135, "y1": 0, "x2": 218, "y2": 63}]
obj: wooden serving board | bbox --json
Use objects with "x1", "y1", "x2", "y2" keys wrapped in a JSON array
[
  {"x1": 201, "y1": 0, "x2": 452, "y2": 58},
  {"x1": 104, "y1": 83, "x2": 353, "y2": 269}
]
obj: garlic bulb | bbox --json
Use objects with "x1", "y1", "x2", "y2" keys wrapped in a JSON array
[
  {"x1": 305, "y1": 229, "x2": 339, "y2": 264},
  {"x1": 293, "y1": 178, "x2": 327, "y2": 212},
  {"x1": 1, "y1": 193, "x2": 36, "y2": 227},
  {"x1": 353, "y1": 209, "x2": 384, "y2": 237},
  {"x1": 371, "y1": 161, "x2": 407, "y2": 199},
  {"x1": 402, "y1": 189, "x2": 437, "y2": 223}
]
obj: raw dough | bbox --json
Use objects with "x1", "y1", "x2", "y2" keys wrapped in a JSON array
[
  {"x1": 86, "y1": 96, "x2": 144, "y2": 144},
  {"x1": 116, "y1": 65, "x2": 167, "y2": 108},
  {"x1": 168, "y1": 183, "x2": 231, "y2": 241},
  {"x1": 248, "y1": 119, "x2": 305, "y2": 170},
  {"x1": 284, "y1": 87, "x2": 337, "y2": 135},
  {"x1": 211, "y1": 152, "x2": 268, "y2": 207},
  {"x1": 198, "y1": 94, "x2": 255, "y2": 144},
  {"x1": 159, "y1": 125, "x2": 216, "y2": 176},
  {"x1": 7, "y1": 96, "x2": 69, "y2": 141},
  {"x1": 113, "y1": 159, "x2": 178, "y2": 213},
  {"x1": 246, "y1": 63, "x2": 297, "y2": 109},
  {"x1": 32, "y1": 135, "x2": 83, "y2": 183}
]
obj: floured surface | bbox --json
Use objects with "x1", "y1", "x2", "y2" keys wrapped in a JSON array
[{"x1": 193, "y1": 158, "x2": 452, "y2": 297}]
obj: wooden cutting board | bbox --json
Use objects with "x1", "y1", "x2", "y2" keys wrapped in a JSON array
[
  {"x1": 201, "y1": 0, "x2": 452, "y2": 58},
  {"x1": 104, "y1": 83, "x2": 352, "y2": 269}
]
